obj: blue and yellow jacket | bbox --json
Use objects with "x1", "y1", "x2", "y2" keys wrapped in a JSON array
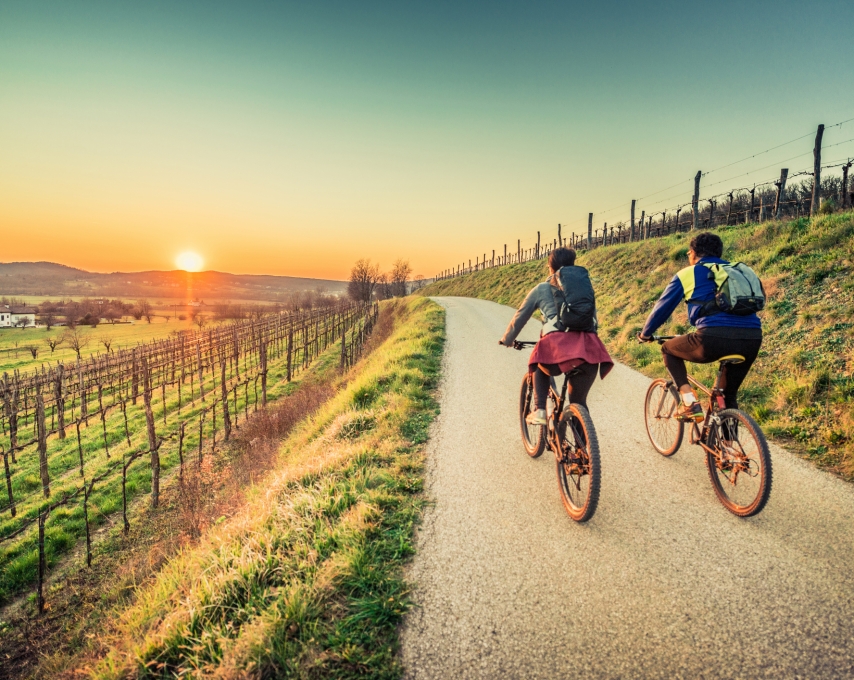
[{"x1": 641, "y1": 257, "x2": 762, "y2": 337}]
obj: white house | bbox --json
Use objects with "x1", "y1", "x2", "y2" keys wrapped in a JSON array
[{"x1": 0, "y1": 305, "x2": 37, "y2": 328}]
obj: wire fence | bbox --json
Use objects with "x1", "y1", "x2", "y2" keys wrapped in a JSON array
[{"x1": 432, "y1": 120, "x2": 854, "y2": 281}]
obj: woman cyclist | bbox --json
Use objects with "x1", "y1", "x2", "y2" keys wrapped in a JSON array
[{"x1": 499, "y1": 247, "x2": 613, "y2": 423}]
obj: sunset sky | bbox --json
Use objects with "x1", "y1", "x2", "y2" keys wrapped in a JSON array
[{"x1": 2, "y1": 1, "x2": 853, "y2": 280}]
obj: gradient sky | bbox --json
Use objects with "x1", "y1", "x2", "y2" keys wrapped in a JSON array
[{"x1": 2, "y1": 1, "x2": 853, "y2": 280}]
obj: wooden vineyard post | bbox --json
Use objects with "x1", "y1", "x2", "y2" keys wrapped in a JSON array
[
  {"x1": 747, "y1": 185, "x2": 756, "y2": 223},
  {"x1": 76, "y1": 420, "x2": 84, "y2": 476},
  {"x1": 340, "y1": 325, "x2": 346, "y2": 370},
  {"x1": 517, "y1": 239, "x2": 520, "y2": 263},
  {"x1": 642, "y1": 211, "x2": 648, "y2": 240},
  {"x1": 131, "y1": 349, "x2": 139, "y2": 405},
  {"x1": 142, "y1": 358, "x2": 160, "y2": 508},
  {"x1": 196, "y1": 343, "x2": 205, "y2": 402},
  {"x1": 536, "y1": 232, "x2": 540, "y2": 259},
  {"x1": 84, "y1": 479, "x2": 93, "y2": 567},
  {"x1": 77, "y1": 356, "x2": 87, "y2": 421},
  {"x1": 708, "y1": 200, "x2": 716, "y2": 228},
  {"x1": 675, "y1": 207, "x2": 682, "y2": 232},
  {"x1": 260, "y1": 340, "x2": 268, "y2": 406},
  {"x1": 55, "y1": 364, "x2": 66, "y2": 439},
  {"x1": 221, "y1": 361, "x2": 231, "y2": 442},
  {"x1": 37, "y1": 509, "x2": 47, "y2": 614},
  {"x1": 692, "y1": 170, "x2": 701, "y2": 230},
  {"x1": 286, "y1": 329, "x2": 293, "y2": 382},
  {"x1": 178, "y1": 422, "x2": 185, "y2": 476},
  {"x1": 775, "y1": 168, "x2": 789, "y2": 218},
  {"x1": 811, "y1": 124, "x2": 824, "y2": 216},
  {"x1": 3, "y1": 447, "x2": 15, "y2": 517},
  {"x1": 842, "y1": 160, "x2": 852, "y2": 210},
  {"x1": 504, "y1": 243, "x2": 507, "y2": 264},
  {"x1": 630, "y1": 200, "x2": 636, "y2": 241},
  {"x1": 36, "y1": 394, "x2": 50, "y2": 497},
  {"x1": 587, "y1": 213, "x2": 592, "y2": 250}
]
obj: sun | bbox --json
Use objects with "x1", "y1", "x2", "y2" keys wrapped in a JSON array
[{"x1": 176, "y1": 251, "x2": 204, "y2": 272}]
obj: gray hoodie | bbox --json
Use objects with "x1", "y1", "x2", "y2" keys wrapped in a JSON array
[{"x1": 499, "y1": 279, "x2": 561, "y2": 347}]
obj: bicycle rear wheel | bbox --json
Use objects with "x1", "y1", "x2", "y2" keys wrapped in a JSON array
[
  {"x1": 705, "y1": 409, "x2": 772, "y2": 517},
  {"x1": 556, "y1": 404, "x2": 600, "y2": 522},
  {"x1": 519, "y1": 373, "x2": 545, "y2": 458},
  {"x1": 644, "y1": 379, "x2": 684, "y2": 456}
]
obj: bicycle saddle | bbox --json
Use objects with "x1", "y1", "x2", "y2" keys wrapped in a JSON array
[{"x1": 718, "y1": 354, "x2": 745, "y2": 365}]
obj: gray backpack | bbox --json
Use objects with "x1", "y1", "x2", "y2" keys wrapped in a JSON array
[
  {"x1": 553, "y1": 266, "x2": 598, "y2": 332},
  {"x1": 699, "y1": 262, "x2": 766, "y2": 317}
]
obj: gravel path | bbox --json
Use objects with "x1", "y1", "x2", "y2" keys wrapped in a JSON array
[{"x1": 399, "y1": 296, "x2": 854, "y2": 679}]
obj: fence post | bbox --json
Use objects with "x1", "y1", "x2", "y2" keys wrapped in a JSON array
[
  {"x1": 3, "y1": 448, "x2": 15, "y2": 517},
  {"x1": 726, "y1": 193, "x2": 734, "y2": 225},
  {"x1": 641, "y1": 211, "x2": 648, "y2": 239},
  {"x1": 775, "y1": 168, "x2": 789, "y2": 218},
  {"x1": 748, "y1": 185, "x2": 756, "y2": 223},
  {"x1": 536, "y1": 232, "x2": 540, "y2": 259},
  {"x1": 843, "y1": 160, "x2": 852, "y2": 209},
  {"x1": 260, "y1": 340, "x2": 268, "y2": 406},
  {"x1": 811, "y1": 124, "x2": 824, "y2": 216},
  {"x1": 630, "y1": 200, "x2": 636, "y2": 241},
  {"x1": 587, "y1": 213, "x2": 592, "y2": 250},
  {"x1": 221, "y1": 361, "x2": 231, "y2": 441},
  {"x1": 55, "y1": 364, "x2": 65, "y2": 440},
  {"x1": 142, "y1": 358, "x2": 159, "y2": 508},
  {"x1": 503, "y1": 243, "x2": 507, "y2": 265},
  {"x1": 37, "y1": 393, "x2": 50, "y2": 497},
  {"x1": 708, "y1": 200, "x2": 715, "y2": 228},
  {"x1": 37, "y1": 509, "x2": 47, "y2": 614},
  {"x1": 557, "y1": 223, "x2": 562, "y2": 248},
  {"x1": 691, "y1": 170, "x2": 701, "y2": 230}
]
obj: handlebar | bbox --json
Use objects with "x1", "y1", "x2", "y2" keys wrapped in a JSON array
[
  {"x1": 637, "y1": 333, "x2": 675, "y2": 345},
  {"x1": 513, "y1": 340, "x2": 537, "y2": 350}
]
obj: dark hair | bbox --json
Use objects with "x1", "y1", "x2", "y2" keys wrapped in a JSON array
[
  {"x1": 549, "y1": 247, "x2": 576, "y2": 270},
  {"x1": 689, "y1": 232, "x2": 723, "y2": 259}
]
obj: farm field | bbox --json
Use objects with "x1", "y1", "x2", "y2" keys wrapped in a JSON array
[
  {"x1": 0, "y1": 303, "x2": 376, "y2": 607},
  {"x1": 0, "y1": 318, "x2": 199, "y2": 373}
]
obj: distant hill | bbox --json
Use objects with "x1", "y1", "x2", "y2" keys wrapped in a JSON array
[{"x1": 0, "y1": 261, "x2": 347, "y2": 301}]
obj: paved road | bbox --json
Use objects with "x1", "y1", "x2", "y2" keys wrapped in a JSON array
[{"x1": 399, "y1": 297, "x2": 854, "y2": 679}]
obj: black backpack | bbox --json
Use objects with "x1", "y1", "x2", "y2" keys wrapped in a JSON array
[{"x1": 553, "y1": 266, "x2": 597, "y2": 332}]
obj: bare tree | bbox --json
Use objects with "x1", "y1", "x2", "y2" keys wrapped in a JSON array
[
  {"x1": 390, "y1": 258, "x2": 412, "y2": 297},
  {"x1": 38, "y1": 312, "x2": 56, "y2": 330},
  {"x1": 348, "y1": 259, "x2": 381, "y2": 303},
  {"x1": 44, "y1": 336, "x2": 63, "y2": 353},
  {"x1": 138, "y1": 299, "x2": 154, "y2": 324},
  {"x1": 63, "y1": 327, "x2": 90, "y2": 359},
  {"x1": 14, "y1": 318, "x2": 28, "y2": 330},
  {"x1": 100, "y1": 336, "x2": 113, "y2": 352},
  {"x1": 27, "y1": 346, "x2": 37, "y2": 359},
  {"x1": 375, "y1": 272, "x2": 392, "y2": 300},
  {"x1": 194, "y1": 314, "x2": 207, "y2": 330},
  {"x1": 103, "y1": 307, "x2": 119, "y2": 324}
]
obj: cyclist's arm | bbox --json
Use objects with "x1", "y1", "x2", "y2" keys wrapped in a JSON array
[
  {"x1": 499, "y1": 287, "x2": 539, "y2": 346},
  {"x1": 640, "y1": 275, "x2": 685, "y2": 338}
]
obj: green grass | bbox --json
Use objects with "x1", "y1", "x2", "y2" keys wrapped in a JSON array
[
  {"x1": 420, "y1": 209, "x2": 854, "y2": 478},
  {"x1": 0, "y1": 315, "x2": 360, "y2": 606},
  {"x1": 84, "y1": 297, "x2": 444, "y2": 678},
  {"x1": 0, "y1": 318, "x2": 199, "y2": 373}
]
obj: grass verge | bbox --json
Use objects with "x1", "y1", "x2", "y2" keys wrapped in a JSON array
[
  {"x1": 419, "y1": 210, "x2": 854, "y2": 478},
  {"x1": 70, "y1": 297, "x2": 444, "y2": 678}
]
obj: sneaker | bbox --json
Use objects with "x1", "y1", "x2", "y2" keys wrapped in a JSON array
[
  {"x1": 677, "y1": 402, "x2": 704, "y2": 422},
  {"x1": 526, "y1": 409, "x2": 547, "y2": 426}
]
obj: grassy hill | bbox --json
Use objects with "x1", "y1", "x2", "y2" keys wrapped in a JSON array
[
  {"x1": 419, "y1": 210, "x2": 854, "y2": 479},
  {"x1": 0, "y1": 261, "x2": 347, "y2": 300}
]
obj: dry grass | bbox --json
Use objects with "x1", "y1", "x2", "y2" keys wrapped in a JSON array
[{"x1": 68, "y1": 297, "x2": 444, "y2": 679}]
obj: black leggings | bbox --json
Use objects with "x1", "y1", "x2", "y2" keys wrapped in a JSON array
[
  {"x1": 533, "y1": 362, "x2": 598, "y2": 410},
  {"x1": 661, "y1": 332, "x2": 761, "y2": 410}
]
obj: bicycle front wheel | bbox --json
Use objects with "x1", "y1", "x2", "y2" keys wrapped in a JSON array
[
  {"x1": 519, "y1": 373, "x2": 545, "y2": 458},
  {"x1": 556, "y1": 404, "x2": 600, "y2": 522},
  {"x1": 705, "y1": 409, "x2": 772, "y2": 517},
  {"x1": 644, "y1": 379, "x2": 684, "y2": 456}
]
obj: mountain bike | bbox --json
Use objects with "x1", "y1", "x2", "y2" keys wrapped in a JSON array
[
  {"x1": 643, "y1": 335, "x2": 772, "y2": 517},
  {"x1": 515, "y1": 340, "x2": 601, "y2": 522}
]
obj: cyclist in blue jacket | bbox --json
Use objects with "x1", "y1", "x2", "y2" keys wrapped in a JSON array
[{"x1": 638, "y1": 232, "x2": 762, "y2": 421}]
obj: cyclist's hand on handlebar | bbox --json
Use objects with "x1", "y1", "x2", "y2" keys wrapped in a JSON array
[{"x1": 637, "y1": 332, "x2": 652, "y2": 343}]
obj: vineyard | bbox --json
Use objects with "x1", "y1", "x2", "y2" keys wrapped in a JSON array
[{"x1": 0, "y1": 301, "x2": 378, "y2": 610}]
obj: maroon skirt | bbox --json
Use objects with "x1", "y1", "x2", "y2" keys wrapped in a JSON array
[{"x1": 529, "y1": 331, "x2": 614, "y2": 379}]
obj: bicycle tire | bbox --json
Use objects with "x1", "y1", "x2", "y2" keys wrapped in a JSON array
[
  {"x1": 705, "y1": 409, "x2": 772, "y2": 517},
  {"x1": 644, "y1": 379, "x2": 684, "y2": 457},
  {"x1": 556, "y1": 404, "x2": 600, "y2": 522},
  {"x1": 519, "y1": 373, "x2": 545, "y2": 458}
]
